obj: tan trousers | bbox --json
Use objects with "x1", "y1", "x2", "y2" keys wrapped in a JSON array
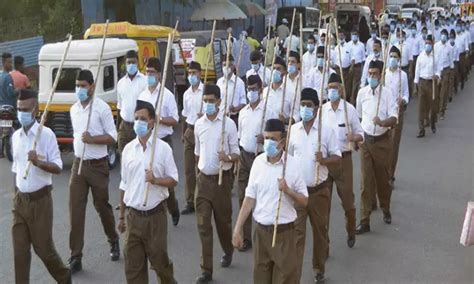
[
  {"x1": 295, "y1": 185, "x2": 330, "y2": 282},
  {"x1": 453, "y1": 62, "x2": 459, "y2": 93},
  {"x1": 417, "y1": 78, "x2": 439, "y2": 131},
  {"x1": 390, "y1": 109, "x2": 404, "y2": 178},
  {"x1": 196, "y1": 170, "x2": 234, "y2": 274},
  {"x1": 124, "y1": 203, "x2": 174, "y2": 284},
  {"x1": 237, "y1": 149, "x2": 256, "y2": 242},
  {"x1": 336, "y1": 67, "x2": 351, "y2": 103},
  {"x1": 183, "y1": 127, "x2": 196, "y2": 207},
  {"x1": 348, "y1": 64, "x2": 362, "y2": 105},
  {"x1": 69, "y1": 158, "x2": 118, "y2": 258},
  {"x1": 360, "y1": 133, "x2": 392, "y2": 225},
  {"x1": 118, "y1": 121, "x2": 136, "y2": 154},
  {"x1": 327, "y1": 153, "x2": 356, "y2": 237},
  {"x1": 438, "y1": 68, "x2": 450, "y2": 114},
  {"x1": 13, "y1": 187, "x2": 70, "y2": 284},
  {"x1": 161, "y1": 135, "x2": 179, "y2": 215},
  {"x1": 253, "y1": 223, "x2": 297, "y2": 284},
  {"x1": 459, "y1": 53, "x2": 467, "y2": 88}
]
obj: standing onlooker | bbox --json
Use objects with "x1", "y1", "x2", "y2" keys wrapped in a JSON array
[
  {"x1": 0, "y1": 52, "x2": 15, "y2": 158},
  {"x1": 277, "y1": 18, "x2": 290, "y2": 41},
  {"x1": 10, "y1": 56, "x2": 31, "y2": 91}
]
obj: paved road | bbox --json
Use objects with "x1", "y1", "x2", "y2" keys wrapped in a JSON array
[{"x1": 0, "y1": 78, "x2": 473, "y2": 284}]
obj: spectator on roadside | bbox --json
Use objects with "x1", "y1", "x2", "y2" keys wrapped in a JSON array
[
  {"x1": 0, "y1": 53, "x2": 15, "y2": 107},
  {"x1": 277, "y1": 18, "x2": 290, "y2": 41},
  {"x1": 246, "y1": 26, "x2": 261, "y2": 52},
  {"x1": 10, "y1": 56, "x2": 31, "y2": 91}
]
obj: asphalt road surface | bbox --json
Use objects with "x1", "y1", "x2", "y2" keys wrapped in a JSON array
[{"x1": 0, "y1": 77, "x2": 473, "y2": 284}]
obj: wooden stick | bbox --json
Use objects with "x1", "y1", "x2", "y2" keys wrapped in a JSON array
[
  {"x1": 255, "y1": 37, "x2": 280, "y2": 156},
  {"x1": 280, "y1": 8, "x2": 296, "y2": 115},
  {"x1": 373, "y1": 40, "x2": 391, "y2": 135},
  {"x1": 397, "y1": 40, "x2": 403, "y2": 124},
  {"x1": 77, "y1": 20, "x2": 110, "y2": 176},
  {"x1": 334, "y1": 19, "x2": 353, "y2": 151},
  {"x1": 263, "y1": 17, "x2": 272, "y2": 84},
  {"x1": 430, "y1": 18, "x2": 436, "y2": 101},
  {"x1": 200, "y1": 20, "x2": 217, "y2": 113},
  {"x1": 23, "y1": 35, "x2": 73, "y2": 179},
  {"x1": 272, "y1": 57, "x2": 302, "y2": 248},
  {"x1": 229, "y1": 33, "x2": 245, "y2": 115},
  {"x1": 142, "y1": 33, "x2": 174, "y2": 207},
  {"x1": 218, "y1": 33, "x2": 233, "y2": 186},
  {"x1": 298, "y1": 14, "x2": 303, "y2": 107}
]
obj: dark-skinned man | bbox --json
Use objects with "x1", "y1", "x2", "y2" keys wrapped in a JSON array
[
  {"x1": 236, "y1": 75, "x2": 277, "y2": 252},
  {"x1": 262, "y1": 56, "x2": 291, "y2": 122},
  {"x1": 233, "y1": 118, "x2": 308, "y2": 284},
  {"x1": 323, "y1": 73, "x2": 364, "y2": 249},
  {"x1": 118, "y1": 100, "x2": 178, "y2": 284},
  {"x1": 138, "y1": 57, "x2": 180, "y2": 226},
  {"x1": 289, "y1": 88, "x2": 341, "y2": 283},
  {"x1": 12, "y1": 89, "x2": 70, "y2": 284},
  {"x1": 356, "y1": 60, "x2": 398, "y2": 235},
  {"x1": 194, "y1": 85, "x2": 240, "y2": 283},
  {"x1": 434, "y1": 29, "x2": 454, "y2": 120},
  {"x1": 181, "y1": 61, "x2": 204, "y2": 215},
  {"x1": 284, "y1": 51, "x2": 302, "y2": 123},
  {"x1": 335, "y1": 30, "x2": 352, "y2": 101},
  {"x1": 68, "y1": 70, "x2": 119, "y2": 273},
  {"x1": 0, "y1": 52, "x2": 15, "y2": 158},
  {"x1": 347, "y1": 29, "x2": 366, "y2": 105},
  {"x1": 246, "y1": 50, "x2": 271, "y2": 87}
]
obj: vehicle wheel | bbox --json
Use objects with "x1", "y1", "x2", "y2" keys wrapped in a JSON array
[
  {"x1": 107, "y1": 145, "x2": 119, "y2": 169},
  {"x1": 4, "y1": 135, "x2": 13, "y2": 162}
]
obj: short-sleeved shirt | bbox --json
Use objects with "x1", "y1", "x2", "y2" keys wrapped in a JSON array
[
  {"x1": 117, "y1": 72, "x2": 147, "y2": 122},
  {"x1": 10, "y1": 70, "x2": 30, "y2": 90}
]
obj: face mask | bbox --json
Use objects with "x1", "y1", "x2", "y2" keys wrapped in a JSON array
[
  {"x1": 373, "y1": 51, "x2": 381, "y2": 58},
  {"x1": 435, "y1": 25, "x2": 440, "y2": 30},
  {"x1": 203, "y1": 102, "x2": 216, "y2": 115},
  {"x1": 317, "y1": 58, "x2": 324, "y2": 67},
  {"x1": 422, "y1": 33, "x2": 427, "y2": 40},
  {"x1": 441, "y1": 34, "x2": 448, "y2": 43},
  {"x1": 368, "y1": 77, "x2": 379, "y2": 89},
  {"x1": 247, "y1": 90, "x2": 259, "y2": 103},
  {"x1": 223, "y1": 67, "x2": 232, "y2": 77},
  {"x1": 456, "y1": 26, "x2": 461, "y2": 33},
  {"x1": 263, "y1": 139, "x2": 280, "y2": 158},
  {"x1": 307, "y1": 43, "x2": 315, "y2": 52},
  {"x1": 75, "y1": 87, "x2": 89, "y2": 102},
  {"x1": 288, "y1": 64, "x2": 297, "y2": 75},
  {"x1": 300, "y1": 106, "x2": 314, "y2": 122},
  {"x1": 425, "y1": 44, "x2": 432, "y2": 53},
  {"x1": 390, "y1": 25, "x2": 395, "y2": 32},
  {"x1": 133, "y1": 120, "x2": 149, "y2": 138},
  {"x1": 314, "y1": 34, "x2": 319, "y2": 41},
  {"x1": 147, "y1": 75, "x2": 157, "y2": 87},
  {"x1": 17, "y1": 111, "x2": 34, "y2": 127},
  {"x1": 188, "y1": 74, "x2": 199, "y2": 86},
  {"x1": 251, "y1": 64, "x2": 260, "y2": 72},
  {"x1": 339, "y1": 37, "x2": 345, "y2": 44},
  {"x1": 272, "y1": 70, "x2": 282, "y2": 83},
  {"x1": 371, "y1": 33, "x2": 376, "y2": 40},
  {"x1": 351, "y1": 35, "x2": 358, "y2": 42},
  {"x1": 328, "y1": 88, "x2": 340, "y2": 102},
  {"x1": 411, "y1": 29, "x2": 417, "y2": 36},
  {"x1": 126, "y1": 63, "x2": 138, "y2": 76},
  {"x1": 450, "y1": 39, "x2": 455, "y2": 46},
  {"x1": 389, "y1": 57, "x2": 398, "y2": 68}
]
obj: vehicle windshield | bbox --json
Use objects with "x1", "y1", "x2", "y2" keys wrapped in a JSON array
[{"x1": 52, "y1": 68, "x2": 81, "y2": 92}]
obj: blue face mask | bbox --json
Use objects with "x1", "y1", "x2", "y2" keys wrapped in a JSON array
[
  {"x1": 264, "y1": 139, "x2": 280, "y2": 158},
  {"x1": 450, "y1": 38, "x2": 455, "y2": 46},
  {"x1": 425, "y1": 44, "x2": 432, "y2": 53},
  {"x1": 147, "y1": 75, "x2": 157, "y2": 87},
  {"x1": 247, "y1": 90, "x2": 259, "y2": 103},
  {"x1": 126, "y1": 63, "x2": 138, "y2": 76},
  {"x1": 351, "y1": 35, "x2": 359, "y2": 42},
  {"x1": 422, "y1": 33, "x2": 427, "y2": 40},
  {"x1": 203, "y1": 102, "x2": 216, "y2": 115},
  {"x1": 300, "y1": 106, "x2": 314, "y2": 122},
  {"x1": 251, "y1": 64, "x2": 260, "y2": 71},
  {"x1": 328, "y1": 88, "x2": 340, "y2": 102},
  {"x1": 390, "y1": 25, "x2": 395, "y2": 32},
  {"x1": 133, "y1": 120, "x2": 149, "y2": 138},
  {"x1": 17, "y1": 111, "x2": 34, "y2": 127},
  {"x1": 456, "y1": 26, "x2": 461, "y2": 33},
  {"x1": 188, "y1": 74, "x2": 199, "y2": 86},
  {"x1": 307, "y1": 43, "x2": 315, "y2": 52},
  {"x1": 317, "y1": 58, "x2": 324, "y2": 67},
  {"x1": 272, "y1": 70, "x2": 282, "y2": 83},
  {"x1": 368, "y1": 77, "x2": 379, "y2": 89},
  {"x1": 288, "y1": 64, "x2": 297, "y2": 75},
  {"x1": 389, "y1": 57, "x2": 399, "y2": 68},
  {"x1": 371, "y1": 33, "x2": 376, "y2": 40},
  {"x1": 411, "y1": 29, "x2": 417, "y2": 36},
  {"x1": 75, "y1": 87, "x2": 89, "y2": 102},
  {"x1": 441, "y1": 34, "x2": 448, "y2": 43},
  {"x1": 373, "y1": 51, "x2": 381, "y2": 58}
]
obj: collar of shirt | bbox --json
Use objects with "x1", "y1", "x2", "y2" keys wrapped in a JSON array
[
  {"x1": 263, "y1": 152, "x2": 285, "y2": 166},
  {"x1": 204, "y1": 111, "x2": 224, "y2": 123},
  {"x1": 244, "y1": 100, "x2": 264, "y2": 111},
  {"x1": 327, "y1": 100, "x2": 344, "y2": 113},
  {"x1": 297, "y1": 118, "x2": 318, "y2": 132},
  {"x1": 20, "y1": 121, "x2": 39, "y2": 137},
  {"x1": 191, "y1": 82, "x2": 204, "y2": 94},
  {"x1": 126, "y1": 72, "x2": 145, "y2": 82}
]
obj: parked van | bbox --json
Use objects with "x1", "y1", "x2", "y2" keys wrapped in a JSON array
[{"x1": 335, "y1": 4, "x2": 371, "y2": 38}]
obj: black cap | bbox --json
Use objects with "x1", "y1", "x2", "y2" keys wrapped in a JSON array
[
  {"x1": 368, "y1": 60, "x2": 384, "y2": 72},
  {"x1": 264, "y1": 118, "x2": 285, "y2": 132},
  {"x1": 250, "y1": 50, "x2": 261, "y2": 61},
  {"x1": 76, "y1": 69, "x2": 94, "y2": 84},
  {"x1": 328, "y1": 73, "x2": 342, "y2": 84},
  {"x1": 135, "y1": 100, "x2": 156, "y2": 119},
  {"x1": 274, "y1": 56, "x2": 286, "y2": 69},
  {"x1": 389, "y1": 45, "x2": 401, "y2": 57},
  {"x1": 373, "y1": 39, "x2": 382, "y2": 46},
  {"x1": 189, "y1": 61, "x2": 201, "y2": 71},
  {"x1": 316, "y1": 46, "x2": 325, "y2": 55},
  {"x1": 18, "y1": 89, "x2": 38, "y2": 101},
  {"x1": 247, "y1": 74, "x2": 262, "y2": 87},
  {"x1": 125, "y1": 50, "x2": 138, "y2": 59},
  {"x1": 301, "y1": 88, "x2": 319, "y2": 106},
  {"x1": 289, "y1": 51, "x2": 300, "y2": 63},
  {"x1": 146, "y1": 57, "x2": 162, "y2": 71},
  {"x1": 204, "y1": 84, "x2": 220, "y2": 99},
  {"x1": 426, "y1": 34, "x2": 433, "y2": 42}
]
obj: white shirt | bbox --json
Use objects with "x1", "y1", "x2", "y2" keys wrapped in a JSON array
[
  {"x1": 288, "y1": 120, "x2": 341, "y2": 187},
  {"x1": 304, "y1": 67, "x2": 336, "y2": 101},
  {"x1": 238, "y1": 100, "x2": 277, "y2": 153},
  {"x1": 246, "y1": 65, "x2": 271, "y2": 87},
  {"x1": 360, "y1": 53, "x2": 384, "y2": 87},
  {"x1": 182, "y1": 82, "x2": 204, "y2": 125},
  {"x1": 335, "y1": 42, "x2": 351, "y2": 68},
  {"x1": 284, "y1": 73, "x2": 301, "y2": 122},
  {"x1": 120, "y1": 136, "x2": 178, "y2": 211},
  {"x1": 116, "y1": 72, "x2": 147, "y2": 122},
  {"x1": 216, "y1": 74, "x2": 246, "y2": 112},
  {"x1": 322, "y1": 100, "x2": 364, "y2": 152},
  {"x1": 70, "y1": 98, "x2": 117, "y2": 160},
  {"x1": 283, "y1": 35, "x2": 300, "y2": 52},
  {"x1": 302, "y1": 51, "x2": 317, "y2": 75},
  {"x1": 12, "y1": 122, "x2": 62, "y2": 193},
  {"x1": 366, "y1": 37, "x2": 380, "y2": 56},
  {"x1": 348, "y1": 40, "x2": 366, "y2": 64},
  {"x1": 406, "y1": 34, "x2": 420, "y2": 56},
  {"x1": 138, "y1": 84, "x2": 179, "y2": 138},
  {"x1": 434, "y1": 41, "x2": 454, "y2": 70},
  {"x1": 414, "y1": 51, "x2": 441, "y2": 83},
  {"x1": 246, "y1": 154, "x2": 307, "y2": 225},
  {"x1": 356, "y1": 85, "x2": 398, "y2": 136},
  {"x1": 450, "y1": 41, "x2": 460, "y2": 62},
  {"x1": 194, "y1": 112, "x2": 240, "y2": 175},
  {"x1": 262, "y1": 84, "x2": 291, "y2": 119},
  {"x1": 392, "y1": 41, "x2": 414, "y2": 67},
  {"x1": 385, "y1": 68, "x2": 410, "y2": 105},
  {"x1": 456, "y1": 32, "x2": 470, "y2": 54}
]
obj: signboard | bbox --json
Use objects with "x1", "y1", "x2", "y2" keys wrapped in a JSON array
[{"x1": 172, "y1": 38, "x2": 195, "y2": 65}]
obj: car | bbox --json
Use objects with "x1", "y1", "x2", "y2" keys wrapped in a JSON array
[{"x1": 400, "y1": 8, "x2": 423, "y2": 20}]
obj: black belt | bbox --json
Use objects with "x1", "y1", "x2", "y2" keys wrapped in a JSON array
[
  {"x1": 342, "y1": 151, "x2": 352, "y2": 157},
  {"x1": 186, "y1": 123, "x2": 195, "y2": 130},
  {"x1": 200, "y1": 169, "x2": 232, "y2": 180},
  {"x1": 307, "y1": 181, "x2": 328, "y2": 195},
  {"x1": 161, "y1": 134, "x2": 172, "y2": 144},
  {"x1": 129, "y1": 200, "x2": 165, "y2": 217},
  {"x1": 364, "y1": 131, "x2": 388, "y2": 143},
  {"x1": 16, "y1": 185, "x2": 51, "y2": 201},
  {"x1": 420, "y1": 78, "x2": 433, "y2": 82},
  {"x1": 460, "y1": 52, "x2": 466, "y2": 56},
  {"x1": 257, "y1": 222, "x2": 294, "y2": 233},
  {"x1": 75, "y1": 157, "x2": 107, "y2": 166}
]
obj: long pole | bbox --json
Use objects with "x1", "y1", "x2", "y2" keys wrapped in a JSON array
[
  {"x1": 23, "y1": 35, "x2": 73, "y2": 179},
  {"x1": 217, "y1": 33, "x2": 233, "y2": 186},
  {"x1": 430, "y1": 17, "x2": 436, "y2": 101},
  {"x1": 298, "y1": 14, "x2": 303, "y2": 108},
  {"x1": 142, "y1": 33, "x2": 174, "y2": 207},
  {"x1": 230, "y1": 33, "x2": 245, "y2": 115},
  {"x1": 280, "y1": 8, "x2": 296, "y2": 116},
  {"x1": 263, "y1": 17, "x2": 272, "y2": 85},
  {"x1": 200, "y1": 20, "x2": 217, "y2": 113},
  {"x1": 77, "y1": 20, "x2": 110, "y2": 175},
  {"x1": 397, "y1": 40, "x2": 403, "y2": 124},
  {"x1": 373, "y1": 39, "x2": 391, "y2": 135}
]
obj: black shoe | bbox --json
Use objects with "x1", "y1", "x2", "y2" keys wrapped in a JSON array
[
  {"x1": 355, "y1": 224, "x2": 371, "y2": 235},
  {"x1": 383, "y1": 211, "x2": 392, "y2": 224},
  {"x1": 238, "y1": 239, "x2": 252, "y2": 252},
  {"x1": 172, "y1": 211, "x2": 180, "y2": 226},
  {"x1": 68, "y1": 257, "x2": 82, "y2": 274},
  {"x1": 110, "y1": 239, "x2": 120, "y2": 261},
  {"x1": 347, "y1": 235, "x2": 355, "y2": 248},
  {"x1": 314, "y1": 272, "x2": 325, "y2": 283},
  {"x1": 416, "y1": 131, "x2": 425, "y2": 138},
  {"x1": 181, "y1": 204, "x2": 195, "y2": 215},
  {"x1": 195, "y1": 272, "x2": 212, "y2": 283},
  {"x1": 220, "y1": 253, "x2": 233, "y2": 268},
  {"x1": 449, "y1": 97, "x2": 453, "y2": 102},
  {"x1": 431, "y1": 125, "x2": 437, "y2": 134}
]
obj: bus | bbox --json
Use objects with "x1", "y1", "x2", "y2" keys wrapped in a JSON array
[{"x1": 276, "y1": 6, "x2": 320, "y2": 30}]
